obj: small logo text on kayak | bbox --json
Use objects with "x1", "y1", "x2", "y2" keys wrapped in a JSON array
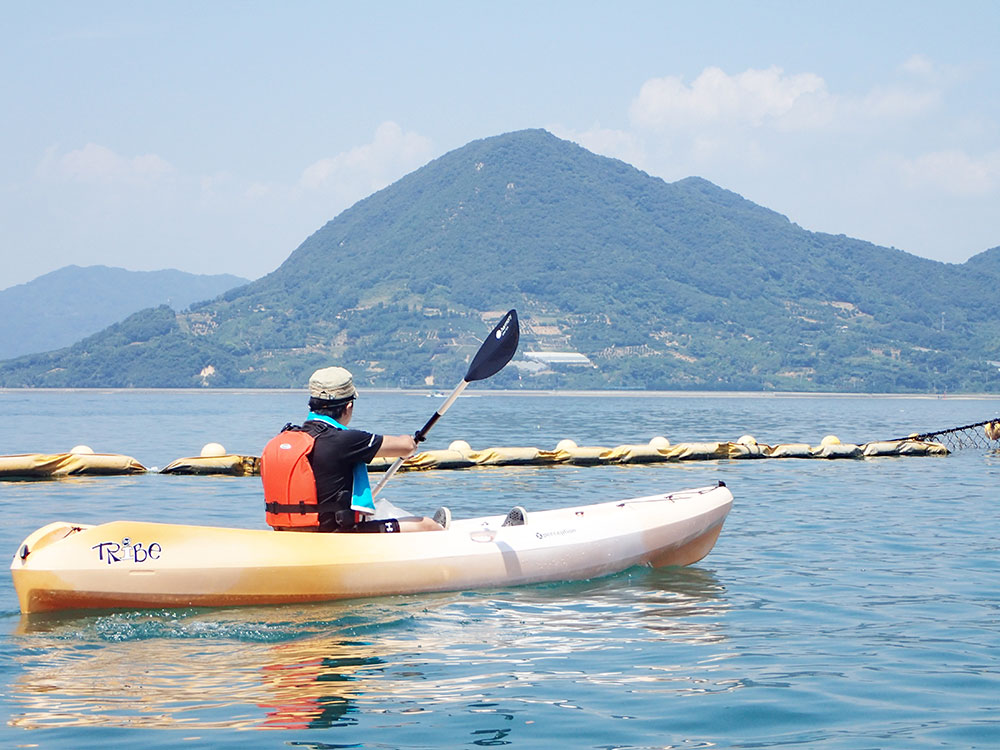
[
  {"x1": 92, "y1": 537, "x2": 162, "y2": 565},
  {"x1": 535, "y1": 528, "x2": 577, "y2": 541}
]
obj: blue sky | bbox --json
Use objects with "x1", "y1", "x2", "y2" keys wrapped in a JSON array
[{"x1": 3, "y1": 0, "x2": 998, "y2": 288}]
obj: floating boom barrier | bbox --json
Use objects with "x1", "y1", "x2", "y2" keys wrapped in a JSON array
[
  {"x1": 5, "y1": 417, "x2": 998, "y2": 480},
  {"x1": 365, "y1": 435, "x2": 953, "y2": 470},
  {"x1": 0, "y1": 451, "x2": 147, "y2": 478},
  {"x1": 6, "y1": 427, "x2": 990, "y2": 479}
]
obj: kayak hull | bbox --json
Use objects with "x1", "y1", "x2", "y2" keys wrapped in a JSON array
[{"x1": 11, "y1": 483, "x2": 732, "y2": 614}]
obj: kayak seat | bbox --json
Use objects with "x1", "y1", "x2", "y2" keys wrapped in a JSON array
[{"x1": 502, "y1": 506, "x2": 527, "y2": 527}]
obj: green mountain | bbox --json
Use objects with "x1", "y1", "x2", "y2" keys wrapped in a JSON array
[
  {"x1": 965, "y1": 245, "x2": 1000, "y2": 275},
  {"x1": 2, "y1": 129, "x2": 998, "y2": 392},
  {"x1": 0, "y1": 265, "x2": 248, "y2": 360}
]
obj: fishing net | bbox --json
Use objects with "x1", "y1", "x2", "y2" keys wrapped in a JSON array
[{"x1": 895, "y1": 419, "x2": 1000, "y2": 451}]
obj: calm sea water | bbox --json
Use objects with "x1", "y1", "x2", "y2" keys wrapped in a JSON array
[{"x1": 2, "y1": 389, "x2": 999, "y2": 749}]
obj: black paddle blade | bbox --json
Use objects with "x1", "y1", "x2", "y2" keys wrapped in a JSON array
[{"x1": 465, "y1": 309, "x2": 519, "y2": 382}]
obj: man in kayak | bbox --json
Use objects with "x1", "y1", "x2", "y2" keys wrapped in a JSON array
[{"x1": 262, "y1": 366, "x2": 449, "y2": 532}]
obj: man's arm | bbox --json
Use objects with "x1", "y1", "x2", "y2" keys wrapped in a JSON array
[{"x1": 376, "y1": 434, "x2": 417, "y2": 458}]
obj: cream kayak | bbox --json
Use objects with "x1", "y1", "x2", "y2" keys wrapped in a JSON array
[{"x1": 11, "y1": 482, "x2": 733, "y2": 615}]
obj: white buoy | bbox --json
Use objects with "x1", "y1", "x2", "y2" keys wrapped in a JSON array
[
  {"x1": 820, "y1": 435, "x2": 841, "y2": 446},
  {"x1": 737, "y1": 435, "x2": 757, "y2": 446},
  {"x1": 555, "y1": 439, "x2": 578, "y2": 451},
  {"x1": 70, "y1": 445, "x2": 94, "y2": 455},
  {"x1": 648, "y1": 436, "x2": 671, "y2": 450},
  {"x1": 449, "y1": 440, "x2": 472, "y2": 454},
  {"x1": 200, "y1": 442, "x2": 226, "y2": 457}
]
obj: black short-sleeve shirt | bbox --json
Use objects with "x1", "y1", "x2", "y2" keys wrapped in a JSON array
[{"x1": 305, "y1": 421, "x2": 384, "y2": 530}]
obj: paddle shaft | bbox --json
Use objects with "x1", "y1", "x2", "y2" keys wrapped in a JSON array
[
  {"x1": 371, "y1": 379, "x2": 470, "y2": 497},
  {"x1": 369, "y1": 309, "x2": 519, "y2": 500}
]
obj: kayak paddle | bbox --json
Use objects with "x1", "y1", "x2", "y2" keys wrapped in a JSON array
[{"x1": 372, "y1": 309, "x2": 519, "y2": 497}]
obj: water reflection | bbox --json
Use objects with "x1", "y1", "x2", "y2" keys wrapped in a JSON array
[
  {"x1": 9, "y1": 568, "x2": 727, "y2": 731},
  {"x1": 257, "y1": 640, "x2": 384, "y2": 730}
]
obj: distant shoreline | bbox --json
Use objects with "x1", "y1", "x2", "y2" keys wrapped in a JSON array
[{"x1": 2, "y1": 387, "x2": 998, "y2": 400}]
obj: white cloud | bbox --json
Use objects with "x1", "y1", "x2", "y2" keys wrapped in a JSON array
[
  {"x1": 32, "y1": 122, "x2": 434, "y2": 215},
  {"x1": 628, "y1": 65, "x2": 939, "y2": 136},
  {"x1": 299, "y1": 121, "x2": 433, "y2": 193},
  {"x1": 629, "y1": 66, "x2": 829, "y2": 130},
  {"x1": 37, "y1": 143, "x2": 175, "y2": 186}
]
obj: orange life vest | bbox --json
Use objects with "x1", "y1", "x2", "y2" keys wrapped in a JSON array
[{"x1": 261, "y1": 425, "x2": 320, "y2": 530}]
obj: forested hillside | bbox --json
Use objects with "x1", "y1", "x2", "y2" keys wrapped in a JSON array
[
  {"x1": 0, "y1": 265, "x2": 247, "y2": 359},
  {"x1": 1, "y1": 130, "x2": 998, "y2": 392}
]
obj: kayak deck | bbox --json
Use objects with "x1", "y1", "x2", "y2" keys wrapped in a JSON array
[{"x1": 11, "y1": 483, "x2": 733, "y2": 614}]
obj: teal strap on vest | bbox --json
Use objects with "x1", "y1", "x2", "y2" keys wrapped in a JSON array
[{"x1": 307, "y1": 412, "x2": 376, "y2": 516}]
